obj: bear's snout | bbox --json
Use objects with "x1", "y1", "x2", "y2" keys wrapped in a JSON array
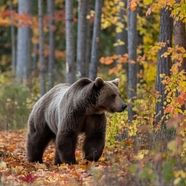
[
  {"x1": 113, "y1": 101, "x2": 127, "y2": 113},
  {"x1": 122, "y1": 103, "x2": 127, "y2": 110}
]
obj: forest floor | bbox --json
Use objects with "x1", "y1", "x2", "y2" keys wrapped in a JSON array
[{"x1": 0, "y1": 130, "x2": 135, "y2": 186}]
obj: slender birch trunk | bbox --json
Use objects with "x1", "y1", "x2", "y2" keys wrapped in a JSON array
[
  {"x1": 76, "y1": 0, "x2": 89, "y2": 79},
  {"x1": 89, "y1": 0, "x2": 103, "y2": 80},
  {"x1": 38, "y1": 0, "x2": 46, "y2": 96},
  {"x1": 65, "y1": 0, "x2": 75, "y2": 83},
  {"x1": 127, "y1": 3, "x2": 137, "y2": 122},
  {"x1": 16, "y1": 0, "x2": 32, "y2": 83},
  {"x1": 9, "y1": 0, "x2": 16, "y2": 77},
  {"x1": 85, "y1": 3, "x2": 91, "y2": 77},
  {"x1": 47, "y1": 0, "x2": 55, "y2": 89}
]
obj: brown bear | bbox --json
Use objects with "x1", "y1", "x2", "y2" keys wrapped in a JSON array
[{"x1": 26, "y1": 77, "x2": 127, "y2": 165}]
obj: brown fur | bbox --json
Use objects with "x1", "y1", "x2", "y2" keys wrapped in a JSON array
[{"x1": 26, "y1": 77, "x2": 127, "y2": 164}]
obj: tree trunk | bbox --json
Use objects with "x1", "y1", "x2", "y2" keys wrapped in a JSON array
[
  {"x1": 38, "y1": 0, "x2": 46, "y2": 96},
  {"x1": 9, "y1": 0, "x2": 16, "y2": 77},
  {"x1": 76, "y1": 0, "x2": 89, "y2": 79},
  {"x1": 127, "y1": 3, "x2": 137, "y2": 122},
  {"x1": 137, "y1": 5, "x2": 144, "y2": 84},
  {"x1": 65, "y1": 0, "x2": 75, "y2": 84},
  {"x1": 89, "y1": 0, "x2": 103, "y2": 81},
  {"x1": 174, "y1": 0, "x2": 186, "y2": 111},
  {"x1": 155, "y1": 8, "x2": 173, "y2": 126},
  {"x1": 85, "y1": 4, "x2": 91, "y2": 77},
  {"x1": 116, "y1": 0, "x2": 128, "y2": 58},
  {"x1": 116, "y1": 0, "x2": 128, "y2": 90},
  {"x1": 16, "y1": 0, "x2": 32, "y2": 83},
  {"x1": 32, "y1": 43, "x2": 39, "y2": 70},
  {"x1": 174, "y1": 0, "x2": 186, "y2": 70},
  {"x1": 47, "y1": 0, "x2": 55, "y2": 89}
]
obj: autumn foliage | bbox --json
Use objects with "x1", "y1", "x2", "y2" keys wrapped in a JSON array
[
  {"x1": 0, "y1": 130, "x2": 129, "y2": 185},
  {"x1": 1, "y1": 0, "x2": 186, "y2": 185}
]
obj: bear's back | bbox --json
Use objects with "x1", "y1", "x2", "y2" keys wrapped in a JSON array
[{"x1": 43, "y1": 83, "x2": 71, "y2": 133}]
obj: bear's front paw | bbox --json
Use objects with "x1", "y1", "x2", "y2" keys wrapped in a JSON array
[
  {"x1": 85, "y1": 148, "x2": 101, "y2": 162},
  {"x1": 64, "y1": 159, "x2": 77, "y2": 165},
  {"x1": 55, "y1": 159, "x2": 77, "y2": 165}
]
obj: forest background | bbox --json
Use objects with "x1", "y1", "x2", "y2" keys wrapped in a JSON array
[{"x1": 0, "y1": 0, "x2": 186, "y2": 185}]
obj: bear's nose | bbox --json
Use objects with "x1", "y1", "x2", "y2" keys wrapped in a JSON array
[{"x1": 122, "y1": 103, "x2": 127, "y2": 110}]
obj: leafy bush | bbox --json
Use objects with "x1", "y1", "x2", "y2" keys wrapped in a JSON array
[{"x1": 0, "y1": 83, "x2": 38, "y2": 130}]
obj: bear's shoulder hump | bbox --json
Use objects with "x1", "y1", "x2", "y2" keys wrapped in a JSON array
[{"x1": 72, "y1": 78, "x2": 92, "y2": 88}]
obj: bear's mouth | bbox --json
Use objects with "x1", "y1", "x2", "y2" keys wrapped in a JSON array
[{"x1": 112, "y1": 106, "x2": 127, "y2": 113}]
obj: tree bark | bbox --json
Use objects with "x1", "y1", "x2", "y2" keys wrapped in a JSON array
[
  {"x1": 85, "y1": 4, "x2": 91, "y2": 77},
  {"x1": 137, "y1": 5, "x2": 144, "y2": 84},
  {"x1": 47, "y1": 0, "x2": 55, "y2": 89},
  {"x1": 116, "y1": 0, "x2": 128, "y2": 89},
  {"x1": 155, "y1": 8, "x2": 173, "y2": 126},
  {"x1": 65, "y1": 0, "x2": 75, "y2": 84},
  {"x1": 127, "y1": 3, "x2": 137, "y2": 122},
  {"x1": 174, "y1": 0, "x2": 186, "y2": 70},
  {"x1": 76, "y1": 0, "x2": 89, "y2": 79},
  {"x1": 9, "y1": 0, "x2": 16, "y2": 77},
  {"x1": 32, "y1": 43, "x2": 39, "y2": 70},
  {"x1": 38, "y1": 0, "x2": 46, "y2": 96},
  {"x1": 174, "y1": 0, "x2": 186, "y2": 111},
  {"x1": 16, "y1": 0, "x2": 32, "y2": 83},
  {"x1": 89, "y1": 0, "x2": 103, "y2": 81},
  {"x1": 116, "y1": 0, "x2": 128, "y2": 58}
]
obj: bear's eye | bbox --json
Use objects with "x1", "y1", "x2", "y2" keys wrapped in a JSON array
[{"x1": 110, "y1": 94, "x2": 116, "y2": 99}]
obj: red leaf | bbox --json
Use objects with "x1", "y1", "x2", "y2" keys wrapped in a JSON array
[{"x1": 19, "y1": 174, "x2": 38, "y2": 184}]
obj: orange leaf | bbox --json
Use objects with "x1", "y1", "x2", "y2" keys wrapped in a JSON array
[
  {"x1": 165, "y1": 104, "x2": 174, "y2": 113},
  {"x1": 177, "y1": 96, "x2": 185, "y2": 105},
  {"x1": 130, "y1": 5, "x2": 136, "y2": 11}
]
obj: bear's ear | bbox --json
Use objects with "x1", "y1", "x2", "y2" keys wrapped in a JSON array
[
  {"x1": 95, "y1": 77, "x2": 104, "y2": 88},
  {"x1": 111, "y1": 78, "x2": 119, "y2": 87}
]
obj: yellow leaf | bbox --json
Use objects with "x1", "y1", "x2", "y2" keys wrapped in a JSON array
[
  {"x1": 183, "y1": 141, "x2": 186, "y2": 148},
  {"x1": 99, "y1": 156, "x2": 106, "y2": 161},
  {"x1": 118, "y1": 40, "x2": 125, "y2": 45},
  {"x1": 113, "y1": 43, "x2": 119, "y2": 47},
  {"x1": 119, "y1": 1, "x2": 125, "y2": 7},
  {"x1": 159, "y1": 74, "x2": 165, "y2": 78},
  {"x1": 102, "y1": 20, "x2": 111, "y2": 29},
  {"x1": 134, "y1": 153, "x2": 144, "y2": 160},
  {"x1": 144, "y1": 0, "x2": 153, "y2": 6},
  {"x1": 12, "y1": 165, "x2": 23, "y2": 174},
  {"x1": 174, "y1": 177, "x2": 181, "y2": 185},
  {"x1": 0, "y1": 161, "x2": 7, "y2": 168},
  {"x1": 168, "y1": 140, "x2": 177, "y2": 153},
  {"x1": 117, "y1": 22, "x2": 124, "y2": 28},
  {"x1": 134, "y1": 150, "x2": 149, "y2": 160},
  {"x1": 35, "y1": 162, "x2": 47, "y2": 169},
  {"x1": 116, "y1": 27, "x2": 122, "y2": 33}
]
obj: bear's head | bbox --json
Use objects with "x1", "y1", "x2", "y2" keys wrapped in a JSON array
[{"x1": 93, "y1": 77, "x2": 127, "y2": 114}]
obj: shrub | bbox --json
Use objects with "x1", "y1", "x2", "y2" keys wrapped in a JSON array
[{"x1": 0, "y1": 83, "x2": 38, "y2": 130}]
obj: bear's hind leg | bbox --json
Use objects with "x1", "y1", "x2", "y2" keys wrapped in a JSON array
[
  {"x1": 27, "y1": 121, "x2": 55, "y2": 163},
  {"x1": 54, "y1": 150, "x2": 62, "y2": 165}
]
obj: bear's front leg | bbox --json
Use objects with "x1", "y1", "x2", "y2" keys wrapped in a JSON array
[
  {"x1": 56, "y1": 130, "x2": 77, "y2": 165},
  {"x1": 83, "y1": 132, "x2": 105, "y2": 162},
  {"x1": 83, "y1": 114, "x2": 106, "y2": 162}
]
